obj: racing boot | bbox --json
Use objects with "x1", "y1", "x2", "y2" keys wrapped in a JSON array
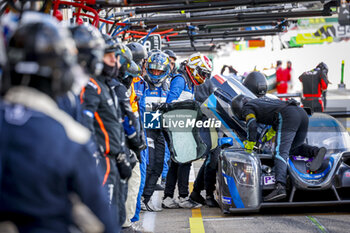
[
  {"x1": 205, "y1": 195, "x2": 219, "y2": 208},
  {"x1": 155, "y1": 178, "x2": 166, "y2": 191},
  {"x1": 263, "y1": 183, "x2": 286, "y2": 202},
  {"x1": 141, "y1": 197, "x2": 162, "y2": 212},
  {"x1": 189, "y1": 190, "x2": 206, "y2": 205},
  {"x1": 310, "y1": 147, "x2": 327, "y2": 172},
  {"x1": 178, "y1": 196, "x2": 202, "y2": 209},
  {"x1": 162, "y1": 197, "x2": 179, "y2": 209}
]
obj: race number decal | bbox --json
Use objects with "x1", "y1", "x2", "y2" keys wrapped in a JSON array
[{"x1": 264, "y1": 176, "x2": 275, "y2": 185}]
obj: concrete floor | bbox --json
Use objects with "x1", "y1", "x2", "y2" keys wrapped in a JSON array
[{"x1": 138, "y1": 160, "x2": 350, "y2": 233}]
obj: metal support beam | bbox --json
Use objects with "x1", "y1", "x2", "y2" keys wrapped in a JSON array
[{"x1": 129, "y1": 10, "x2": 333, "y2": 24}]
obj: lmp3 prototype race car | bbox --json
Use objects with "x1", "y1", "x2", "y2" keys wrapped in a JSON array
[{"x1": 201, "y1": 74, "x2": 350, "y2": 214}]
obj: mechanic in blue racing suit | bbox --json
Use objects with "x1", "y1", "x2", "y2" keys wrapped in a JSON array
[
  {"x1": 231, "y1": 95, "x2": 327, "y2": 202},
  {"x1": 158, "y1": 50, "x2": 178, "y2": 190},
  {"x1": 127, "y1": 43, "x2": 149, "y2": 222},
  {"x1": 0, "y1": 20, "x2": 116, "y2": 233},
  {"x1": 161, "y1": 52, "x2": 213, "y2": 209},
  {"x1": 140, "y1": 51, "x2": 170, "y2": 212}
]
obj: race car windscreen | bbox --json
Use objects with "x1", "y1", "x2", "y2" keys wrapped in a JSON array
[{"x1": 306, "y1": 113, "x2": 350, "y2": 153}]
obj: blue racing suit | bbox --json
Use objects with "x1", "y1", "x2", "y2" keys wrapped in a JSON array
[
  {"x1": 164, "y1": 68, "x2": 195, "y2": 199},
  {"x1": 141, "y1": 81, "x2": 169, "y2": 203},
  {"x1": 131, "y1": 76, "x2": 148, "y2": 222},
  {"x1": 166, "y1": 72, "x2": 194, "y2": 103}
]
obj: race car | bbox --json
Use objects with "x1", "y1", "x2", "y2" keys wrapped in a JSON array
[{"x1": 201, "y1": 74, "x2": 350, "y2": 213}]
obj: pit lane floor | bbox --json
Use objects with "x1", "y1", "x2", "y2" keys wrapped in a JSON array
[{"x1": 138, "y1": 160, "x2": 350, "y2": 233}]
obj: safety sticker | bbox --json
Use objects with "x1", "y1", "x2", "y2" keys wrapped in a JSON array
[
  {"x1": 222, "y1": 196, "x2": 232, "y2": 205},
  {"x1": 345, "y1": 171, "x2": 350, "y2": 178}
]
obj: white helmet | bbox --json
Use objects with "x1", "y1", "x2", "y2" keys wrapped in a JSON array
[{"x1": 185, "y1": 52, "x2": 213, "y2": 85}]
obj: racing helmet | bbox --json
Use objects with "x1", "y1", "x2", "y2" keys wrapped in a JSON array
[
  {"x1": 147, "y1": 49, "x2": 161, "y2": 59},
  {"x1": 115, "y1": 44, "x2": 133, "y2": 67},
  {"x1": 126, "y1": 42, "x2": 147, "y2": 66},
  {"x1": 231, "y1": 94, "x2": 252, "y2": 120},
  {"x1": 185, "y1": 52, "x2": 213, "y2": 86},
  {"x1": 316, "y1": 62, "x2": 328, "y2": 75},
  {"x1": 102, "y1": 34, "x2": 119, "y2": 54},
  {"x1": 243, "y1": 71, "x2": 268, "y2": 97},
  {"x1": 117, "y1": 44, "x2": 139, "y2": 81},
  {"x1": 3, "y1": 20, "x2": 79, "y2": 97},
  {"x1": 164, "y1": 49, "x2": 177, "y2": 61},
  {"x1": 69, "y1": 24, "x2": 105, "y2": 77},
  {"x1": 146, "y1": 52, "x2": 171, "y2": 86},
  {"x1": 150, "y1": 49, "x2": 161, "y2": 53},
  {"x1": 123, "y1": 60, "x2": 141, "y2": 78}
]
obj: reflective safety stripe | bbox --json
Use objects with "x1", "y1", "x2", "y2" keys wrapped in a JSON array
[
  {"x1": 95, "y1": 112, "x2": 110, "y2": 155},
  {"x1": 275, "y1": 113, "x2": 287, "y2": 164},
  {"x1": 246, "y1": 118, "x2": 256, "y2": 140},
  {"x1": 83, "y1": 110, "x2": 94, "y2": 118},
  {"x1": 304, "y1": 94, "x2": 321, "y2": 97},
  {"x1": 145, "y1": 96, "x2": 167, "y2": 104},
  {"x1": 102, "y1": 156, "x2": 110, "y2": 186},
  {"x1": 80, "y1": 87, "x2": 86, "y2": 104},
  {"x1": 89, "y1": 78, "x2": 101, "y2": 95},
  {"x1": 245, "y1": 113, "x2": 256, "y2": 122}
]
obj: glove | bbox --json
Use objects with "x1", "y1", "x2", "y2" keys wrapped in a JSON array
[
  {"x1": 129, "y1": 135, "x2": 147, "y2": 155},
  {"x1": 262, "y1": 128, "x2": 276, "y2": 142},
  {"x1": 244, "y1": 140, "x2": 256, "y2": 153},
  {"x1": 116, "y1": 153, "x2": 132, "y2": 180},
  {"x1": 152, "y1": 102, "x2": 169, "y2": 112},
  {"x1": 128, "y1": 151, "x2": 138, "y2": 169}
]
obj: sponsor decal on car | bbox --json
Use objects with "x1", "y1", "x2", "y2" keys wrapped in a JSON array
[
  {"x1": 222, "y1": 196, "x2": 232, "y2": 205},
  {"x1": 264, "y1": 175, "x2": 275, "y2": 185}
]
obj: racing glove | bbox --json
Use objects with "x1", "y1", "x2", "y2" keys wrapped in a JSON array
[
  {"x1": 129, "y1": 135, "x2": 147, "y2": 155},
  {"x1": 244, "y1": 140, "x2": 256, "y2": 153},
  {"x1": 116, "y1": 153, "x2": 132, "y2": 180},
  {"x1": 152, "y1": 102, "x2": 169, "y2": 112},
  {"x1": 246, "y1": 114, "x2": 258, "y2": 142},
  {"x1": 262, "y1": 127, "x2": 276, "y2": 142},
  {"x1": 128, "y1": 151, "x2": 138, "y2": 169}
]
